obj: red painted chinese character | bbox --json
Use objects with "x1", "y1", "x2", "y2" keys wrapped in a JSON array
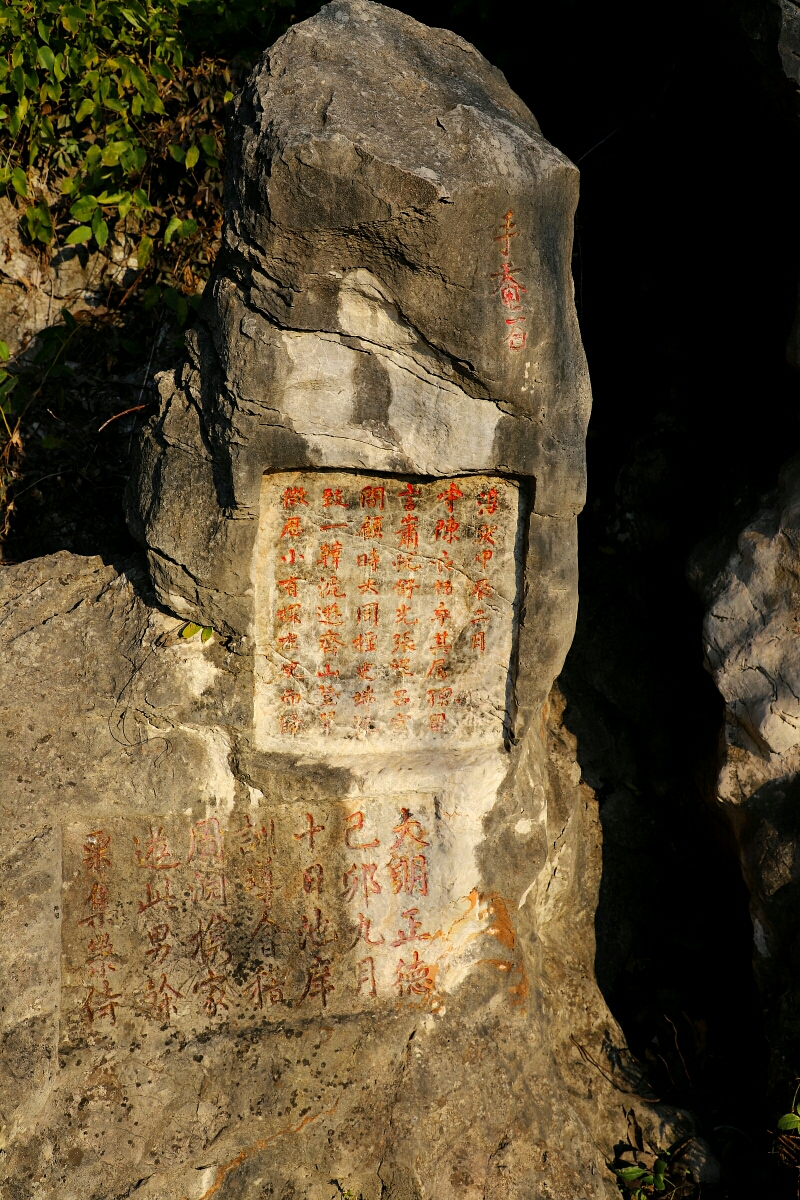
[
  {"x1": 317, "y1": 661, "x2": 340, "y2": 678},
  {"x1": 233, "y1": 814, "x2": 274, "y2": 855},
  {"x1": 429, "y1": 713, "x2": 446, "y2": 733},
  {"x1": 82, "y1": 979, "x2": 122, "y2": 1024},
  {"x1": 434, "y1": 516, "x2": 460, "y2": 544},
  {"x1": 395, "y1": 603, "x2": 417, "y2": 626},
  {"x1": 144, "y1": 923, "x2": 172, "y2": 965},
  {"x1": 356, "y1": 956, "x2": 377, "y2": 997},
  {"x1": 359, "y1": 516, "x2": 383, "y2": 540},
  {"x1": 281, "y1": 660, "x2": 301, "y2": 679},
  {"x1": 319, "y1": 631, "x2": 345, "y2": 655},
  {"x1": 193, "y1": 968, "x2": 229, "y2": 1017},
  {"x1": 397, "y1": 482, "x2": 421, "y2": 510},
  {"x1": 392, "y1": 631, "x2": 415, "y2": 653},
  {"x1": 426, "y1": 658, "x2": 448, "y2": 680},
  {"x1": 190, "y1": 871, "x2": 228, "y2": 907},
  {"x1": 392, "y1": 808, "x2": 430, "y2": 850},
  {"x1": 86, "y1": 931, "x2": 119, "y2": 978},
  {"x1": 282, "y1": 486, "x2": 309, "y2": 509},
  {"x1": 137, "y1": 878, "x2": 178, "y2": 915},
  {"x1": 298, "y1": 907, "x2": 337, "y2": 950},
  {"x1": 476, "y1": 547, "x2": 494, "y2": 568},
  {"x1": 360, "y1": 484, "x2": 385, "y2": 510},
  {"x1": 478, "y1": 486, "x2": 499, "y2": 515},
  {"x1": 187, "y1": 817, "x2": 223, "y2": 864},
  {"x1": 426, "y1": 687, "x2": 452, "y2": 707},
  {"x1": 280, "y1": 517, "x2": 304, "y2": 539},
  {"x1": 358, "y1": 578, "x2": 378, "y2": 594},
  {"x1": 277, "y1": 603, "x2": 302, "y2": 624},
  {"x1": 490, "y1": 261, "x2": 526, "y2": 310},
  {"x1": 278, "y1": 631, "x2": 299, "y2": 650},
  {"x1": 393, "y1": 553, "x2": 422, "y2": 573},
  {"x1": 279, "y1": 714, "x2": 302, "y2": 735},
  {"x1": 437, "y1": 482, "x2": 464, "y2": 513},
  {"x1": 477, "y1": 523, "x2": 497, "y2": 546},
  {"x1": 394, "y1": 950, "x2": 434, "y2": 998},
  {"x1": 493, "y1": 210, "x2": 518, "y2": 257},
  {"x1": 244, "y1": 859, "x2": 273, "y2": 909},
  {"x1": 82, "y1": 829, "x2": 111, "y2": 874},
  {"x1": 318, "y1": 575, "x2": 346, "y2": 598},
  {"x1": 342, "y1": 862, "x2": 381, "y2": 907},
  {"x1": 434, "y1": 579, "x2": 453, "y2": 595},
  {"x1": 472, "y1": 631, "x2": 486, "y2": 653},
  {"x1": 391, "y1": 907, "x2": 431, "y2": 947},
  {"x1": 317, "y1": 541, "x2": 343, "y2": 569},
  {"x1": 437, "y1": 550, "x2": 455, "y2": 573},
  {"x1": 303, "y1": 863, "x2": 324, "y2": 895},
  {"x1": 394, "y1": 577, "x2": 419, "y2": 599},
  {"x1": 357, "y1": 602, "x2": 379, "y2": 627},
  {"x1": 471, "y1": 608, "x2": 489, "y2": 624},
  {"x1": 280, "y1": 689, "x2": 302, "y2": 706},
  {"x1": 143, "y1": 973, "x2": 183, "y2": 1020},
  {"x1": 353, "y1": 685, "x2": 376, "y2": 706},
  {"x1": 281, "y1": 547, "x2": 304, "y2": 565},
  {"x1": 472, "y1": 577, "x2": 493, "y2": 599},
  {"x1": 431, "y1": 602, "x2": 450, "y2": 626},
  {"x1": 294, "y1": 812, "x2": 325, "y2": 851},
  {"x1": 352, "y1": 631, "x2": 377, "y2": 652},
  {"x1": 189, "y1": 912, "x2": 230, "y2": 964},
  {"x1": 299, "y1": 955, "x2": 334, "y2": 1007},
  {"x1": 319, "y1": 710, "x2": 336, "y2": 735},
  {"x1": 389, "y1": 854, "x2": 428, "y2": 896},
  {"x1": 430, "y1": 630, "x2": 452, "y2": 652},
  {"x1": 345, "y1": 811, "x2": 379, "y2": 850},
  {"x1": 317, "y1": 602, "x2": 344, "y2": 626},
  {"x1": 356, "y1": 662, "x2": 376, "y2": 680},
  {"x1": 78, "y1": 881, "x2": 109, "y2": 927},
  {"x1": 390, "y1": 657, "x2": 413, "y2": 676},
  {"x1": 322, "y1": 487, "x2": 349, "y2": 508},
  {"x1": 318, "y1": 682, "x2": 340, "y2": 705},
  {"x1": 248, "y1": 968, "x2": 285, "y2": 1008},
  {"x1": 133, "y1": 826, "x2": 180, "y2": 871},
  {"x1": 393, "y1": 688, "x2": 410, "y2": 705},
  {"x1": 505, "y1": 316, "x2": 527, "y2": 351},
  {"x1": 277, "y1": 575, "x2": 300, "y2": 596},
  {"x1": 395, "y1": 514, "x2": 418, "y2": 550},
  {"x1": 357, "y1": 549, "x2": 381, "y2": 570},
  {"x1": 390, "y1": 712, "x2": 410, "y2": 732}
]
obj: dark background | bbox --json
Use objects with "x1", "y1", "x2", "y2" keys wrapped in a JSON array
[{"x1": 9, "y1": 0, "x2": 800, "y2": 1191}]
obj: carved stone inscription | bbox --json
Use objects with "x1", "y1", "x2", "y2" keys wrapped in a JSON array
[
  {"x1": 255, "y1": 472, "x2": 521, "y2": 751},
  {"x1": 60, "y1": 802, "x2": 523, "y2": 1038}
]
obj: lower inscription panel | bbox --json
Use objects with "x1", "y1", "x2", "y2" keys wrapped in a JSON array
[
  {"x1": 254, "y1": 471, "x2": 522, "y2": 752},
  {"x1": 60, "y1": 801, "x2": 523, "y2": 1041}
]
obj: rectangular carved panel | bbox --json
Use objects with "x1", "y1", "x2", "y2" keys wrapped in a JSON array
[{"x1": 254, "y1": 471, "x2": 522, "y2": 751}]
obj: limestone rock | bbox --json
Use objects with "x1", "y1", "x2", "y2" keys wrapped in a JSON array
[
  {"x1": 695, "y1": 454, "x2": 800, "y2": 1080},
  {"x1": 1, "y1": 4, "x2": 684, "y2": 1196}
]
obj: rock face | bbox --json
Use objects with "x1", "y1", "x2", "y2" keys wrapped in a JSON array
[
  {"x1": 1, "y1": 3, "x2": 680, "y2": 1197},
  {"x1": 696, "y1": 455, "x2": 800, "y2": 1086}
]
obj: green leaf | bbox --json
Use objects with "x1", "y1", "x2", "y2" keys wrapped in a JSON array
[
  {"x1": 96, "y1": 191, "x2": 126, "y2": 204},
  {"x1": 141, "y1": 284, "x2": 161, "y2": 310},
  {"x1": 75, "y1": 96, "x2": 95, "y2": 122},
  {"x1": 168, "y1": 143, "x2": 185, "y2": 163},
  {"x1": 133, "y1": 187, "x2": 152, "y2": 211},
  {"x1": 117, "y1": 193, "x2": 132, "y2": 219},
  {"x1": 0, "y1": 341, "x2": 9, "y2": 362},
  {"x1": 163, "y1": 214, "x2": 181, "y2": 245},
  {"x1": 10, "y1": 167, "x2": 28, "y2": 197},
  {"x1": 178, "y1": 218, "x2": 197, "y2": 240},
  {"x1": 36, "y1": 19, "x2": 50, "y2": 44},
  {"x1": 61, "y1": 308, "x2": 77, "y2": 332},
  {"x1": 777, "y1": 1113, "x2": 800, "y2": 1131},
  {"x1": 36, "y1": 45, "x2": 55, "y2": 73},
  {"x1": 181, "y1": 622, "x2": 201, "y2": 639},
  {"x1": 175, "y1": 295, "x2": 188, "y2": 325},
  {"x1": 69, "y1": 195, "x2": 98, "y2": 221},
  {"x1": 137, "y1": 234, "x2": 152, "y2": 268},
  {"x1": 92, "y1": 215, "x2": 109, "y2": 250},
  {"x1": 185, "y1": 144, "x2": 199, "y2": 170},
  {"x1": 201, "y1": 626, "x2": 212, "y2": 643},
  {"x1": 25, "y1": 202, "x2": 54, "y2": 245},
  {"x1": 223, "y1": 90, "x2": 233, "y2": 102},
  {"x1": 65, "y1": 225, "x2": 92, "y2": 245},
  {"x1": 614, "y1": 1167, "x2": 647, "y2": 1181}
]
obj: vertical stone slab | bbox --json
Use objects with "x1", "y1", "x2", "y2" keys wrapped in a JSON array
[{"x1": 0, "y1": 4, "x2": 682, "y2": 1198}]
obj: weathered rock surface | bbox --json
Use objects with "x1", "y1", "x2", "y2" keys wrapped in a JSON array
[
  {"x1": 1, "y1": 3, "x2": 684, "y2": 1196},
  {"x1": 695, "y1": 454, "x2": 800, "y2": 1084}
]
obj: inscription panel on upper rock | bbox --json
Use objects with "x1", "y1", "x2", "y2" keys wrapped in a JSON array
[{"x1": 255, "y1": 471, "x2": 522, "y2": 752}]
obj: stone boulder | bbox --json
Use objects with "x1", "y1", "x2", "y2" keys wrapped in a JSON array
[{"x1": 0, "y1": 3, "x2": 685, "y2": 1197}]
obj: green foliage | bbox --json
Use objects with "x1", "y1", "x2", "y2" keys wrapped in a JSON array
[{"x1": 0, "y1": 0, "x2": 230, "y2": 257}]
